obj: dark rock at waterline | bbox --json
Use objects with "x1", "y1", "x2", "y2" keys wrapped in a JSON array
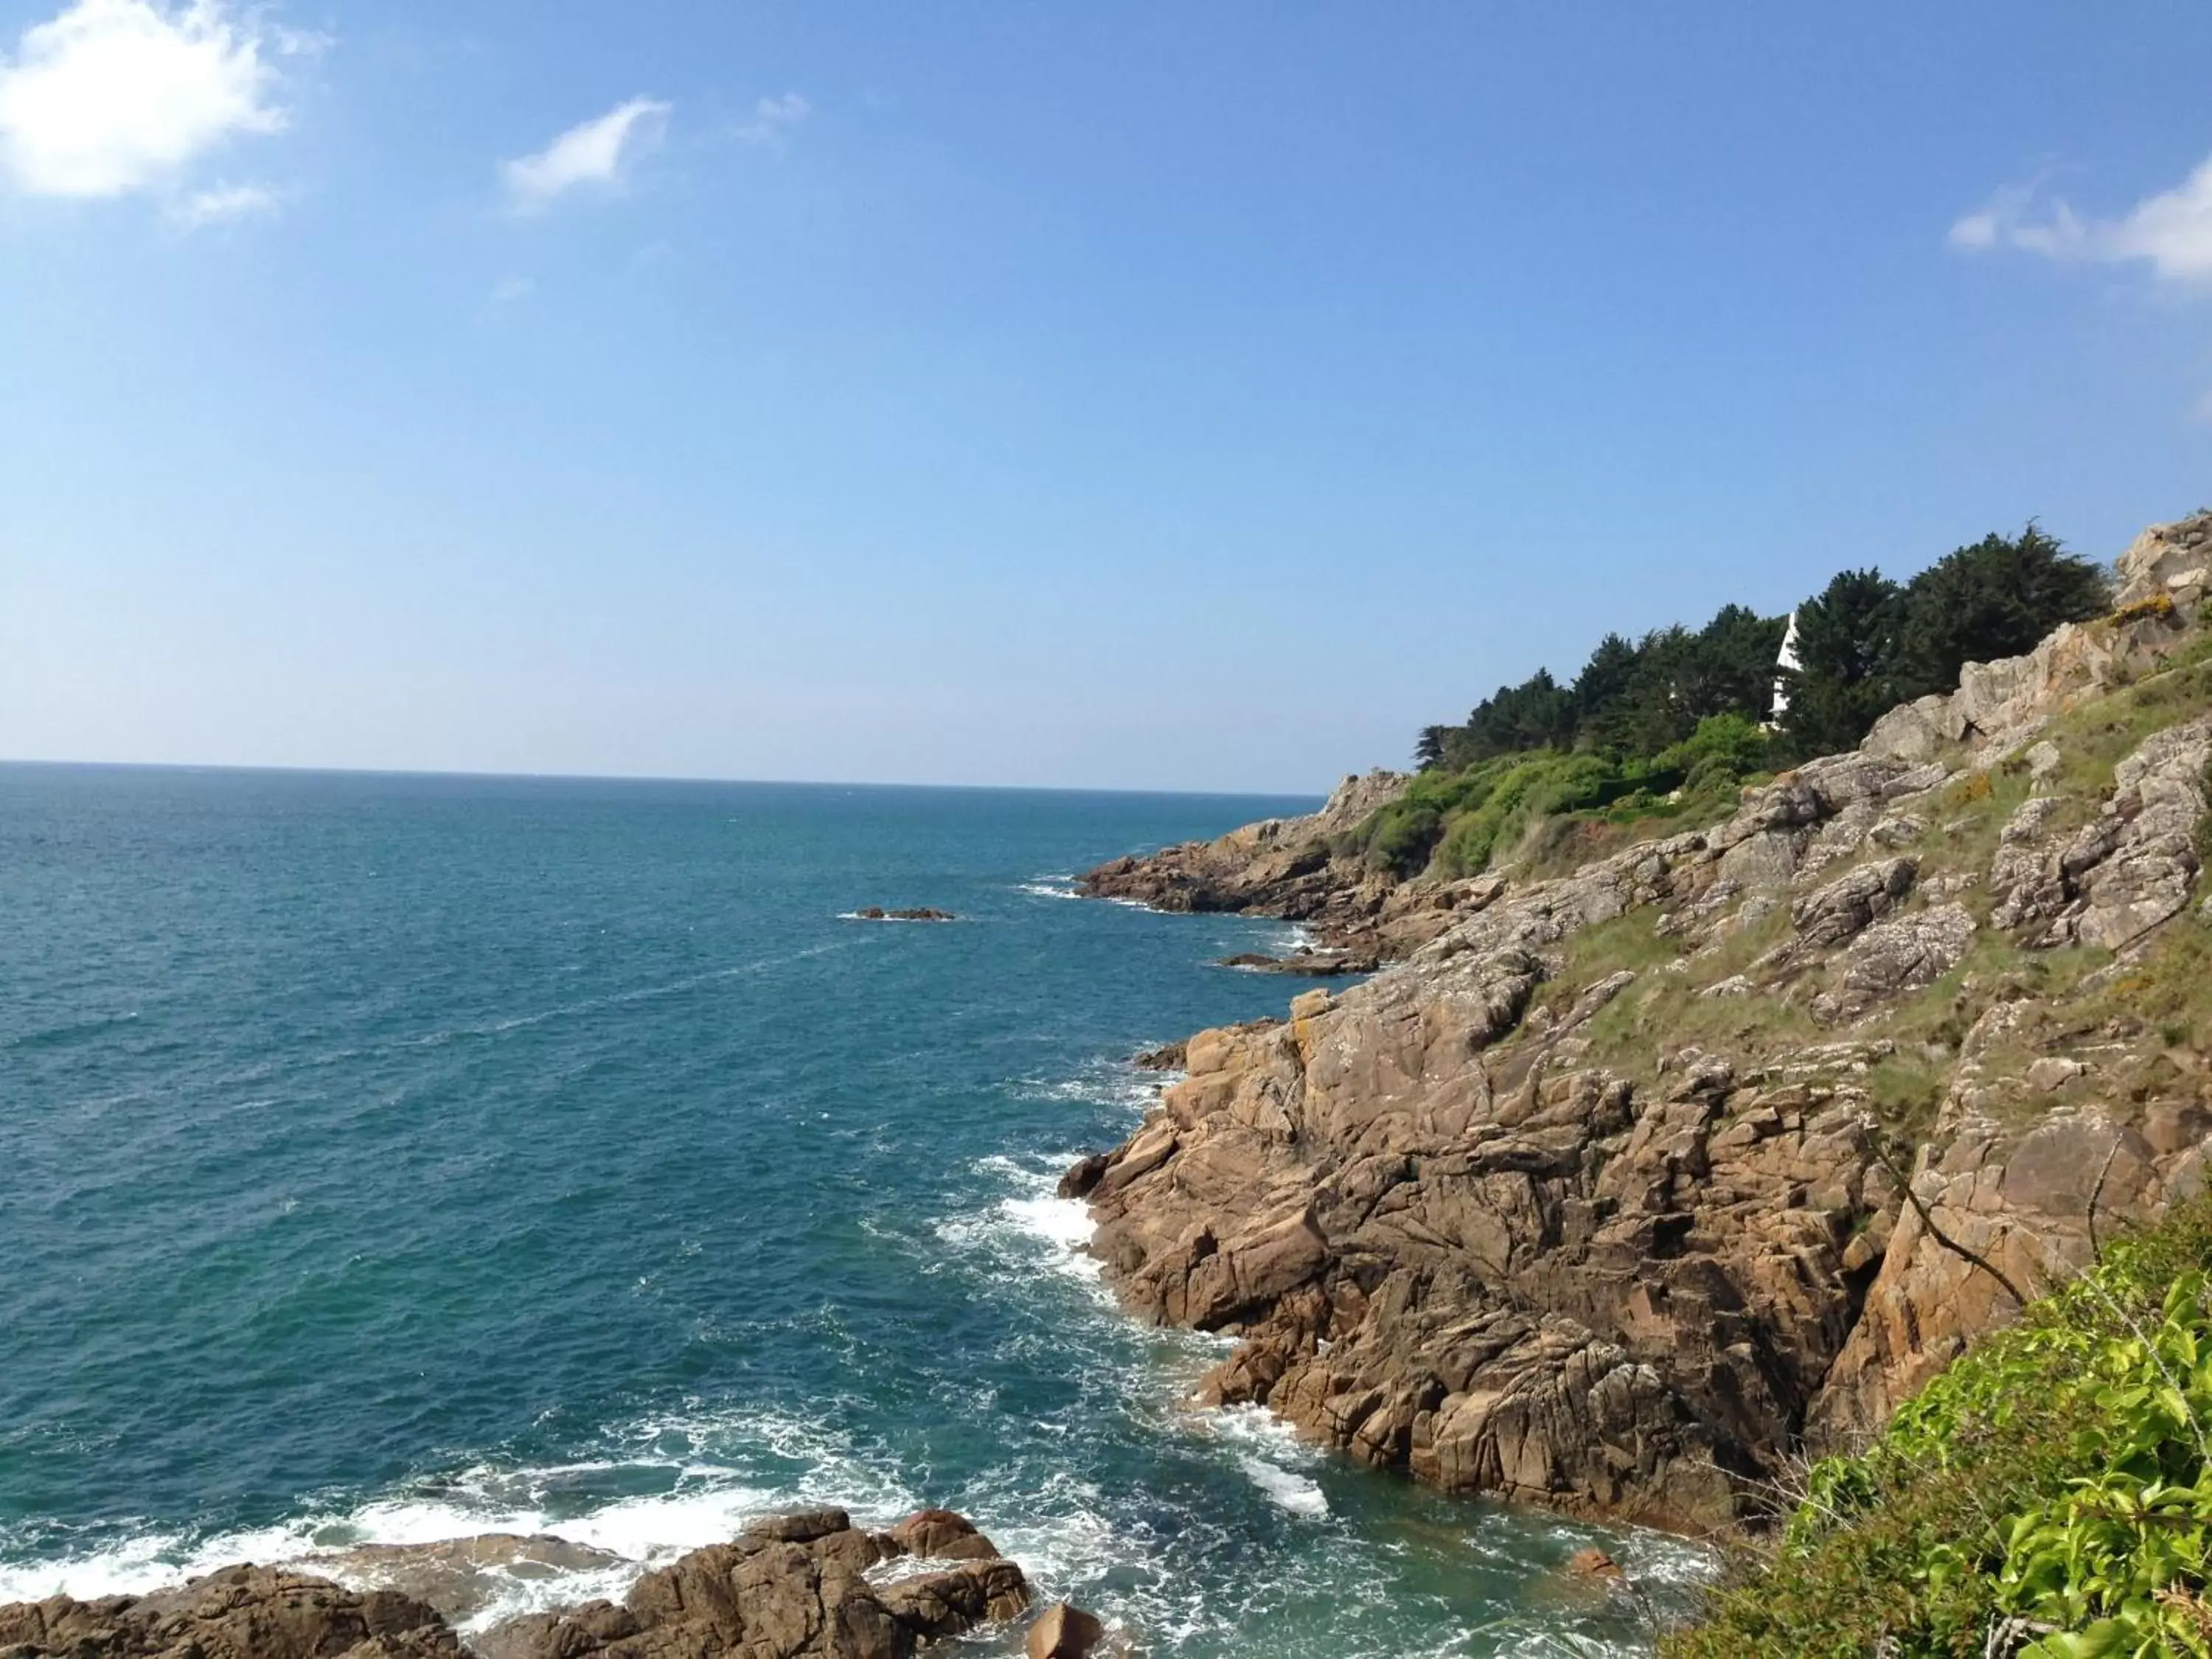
[
  {"x1": 1058, "y1": 1152, "x2": 1111, "y2": 1201},
  {"x1": 479, "y1": 1507, "x2": 1028, "y2": 1659},
  {"x1": 849, "y1": 907, "x2": 956, "y2": 922},
  {"x1": 1026, "y1": 1600, "x2": 1107, "y2": 1659},
  {"x1": 1215, "y1": 950, "x2": 1374, "y2": 976},
  {"x1": 1132, "y1": 1040, "x2": 1187, "y2": 1071},
  {"x1": 0, "y1": 1564, "x2": 464, "y2": 1659}
]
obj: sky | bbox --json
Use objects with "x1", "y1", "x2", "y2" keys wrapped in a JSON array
[{"x1": 2, "y1": 4, "x2": 2209, "y2": 793}]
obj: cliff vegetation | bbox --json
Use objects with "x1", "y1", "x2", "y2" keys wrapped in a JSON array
[
  {"x1": 1366, "y1": 526, "x2": 2116, "y2": 882},
  {"x1": 1668, "y1": 1198, "x2": 2212, "y2": 1658}
]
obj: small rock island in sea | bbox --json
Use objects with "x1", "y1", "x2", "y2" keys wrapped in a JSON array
[{"x1": 846, "y1": 906, "x2": 956, "y2": 922}]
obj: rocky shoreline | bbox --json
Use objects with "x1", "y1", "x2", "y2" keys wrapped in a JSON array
[
  {"x1": 0, "y1": 1510, "x2": 1100, "y2": 1659},
  {"x1": 1065, "y1": 512, "x2": 2212, "y2": 1534}
]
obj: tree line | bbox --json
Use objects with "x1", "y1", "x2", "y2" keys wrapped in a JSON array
[{"x1": 1414, "y1": 525, "x2": 2112, "y2": 774}]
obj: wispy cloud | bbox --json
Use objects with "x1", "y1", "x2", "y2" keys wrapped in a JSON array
[
  {"x1": 1951, "y1": 155, "x2": 2212, "y2": 284},
  {"x1": 734, "y1": 91, "x2": 808, "y2": 150},
  {"x1": 503, "y1": 96, "x2": 669, "y2": 212},
  {"x1": 490, "y1": 272, "x2": 533, "y2": 305},
  {"x1": 166, "y1": 177, "x2": 276, "y2": 225},
  {"x1": 0, "y1": 0, "x2": 286, "y2": 198}
]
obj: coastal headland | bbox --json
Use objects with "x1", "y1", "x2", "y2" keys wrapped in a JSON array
[{"x1": 1065, "y1": 512, "x2": 2212, "y2": 1532}]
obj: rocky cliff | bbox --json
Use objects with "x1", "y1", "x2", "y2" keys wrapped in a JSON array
[{"x1": 1067, "y1": 511, "x2": 2212, "y2": 1534}]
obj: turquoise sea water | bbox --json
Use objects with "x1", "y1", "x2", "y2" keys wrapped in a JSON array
[{"x1": 0, "y1": 765, "x2": 1701, "y2": 1656}]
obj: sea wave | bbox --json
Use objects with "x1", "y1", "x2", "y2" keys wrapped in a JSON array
[
  {"x1": 1017, "y1": 1055, "x2": 1167, "y2": 1116},
  {"x1": 933, "y1": 1152, "x2": 1100, "y2": 1283},
  {"x1": 1189, "y1": 1403, "x2": 1330, "y2": 1517},
  {"x1": 1017, "y1": 874, "x2": 1084, "y2": 900}
]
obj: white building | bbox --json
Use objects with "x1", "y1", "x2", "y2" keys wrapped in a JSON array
[{"x1": 1769, "y1": 611, "x2": 1802, "y2": 725}]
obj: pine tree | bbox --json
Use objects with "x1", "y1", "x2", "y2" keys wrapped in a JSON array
[
  {"x1": 1782, "y1": 568, "x2": 1905, "y2": 756},
  {"x1": 1892, "y1": 526, "x2": 2110, "y2": 699}
]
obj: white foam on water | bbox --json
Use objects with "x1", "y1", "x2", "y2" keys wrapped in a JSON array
[
  {"x1": 1185, "y1": 1402, "x2": 1329, "y2": 1517},
  {"x1": 1235, "y1": 1455, "x2": 1329, "y2": 1517},
  {"x1": 0, "y1": 1519, "x2": 325, "y2": 1605},
  {"x1": 0, "y1": 1405, "x2": 922, "y2": 1634},
  {"x1": 933, "y1": 1153, "x2": 1101, "y2": 1284},
  {"x1": 1198, "y1": 1402, "x2": 1320, "y2": 1458},
  {"x1": 1016, "y1": 880, "x2": 1083, "y2": 900},
  {"x1": 1020, "y1": 1060, "x2": 1166, "y2": 1117}
]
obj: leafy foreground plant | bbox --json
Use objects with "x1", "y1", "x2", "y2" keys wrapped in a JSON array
[{"x1": 1666, "y1": 1200, "x2": 2212, "y2": 1658}]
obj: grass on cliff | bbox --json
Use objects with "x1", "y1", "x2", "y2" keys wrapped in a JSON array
[{"x1": 1664, "y1": 1197, "x2": 2212, "y2": 1659}]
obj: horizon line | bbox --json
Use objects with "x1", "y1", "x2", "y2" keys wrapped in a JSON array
[{"x1": 0, "y1": 754, "x2": 1331, "y2": 802}]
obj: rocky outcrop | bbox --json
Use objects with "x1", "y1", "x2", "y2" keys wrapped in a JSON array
[
  {"x1": 0, "y1": 1565, "x2": 465, "y2": 1659},
  {"x1": 848, "y1": 908, "x2": 956, "y2": 923},
  {"x1": 481, "y1": 1509, "x2": 1027, "y2": 1659},
  {"x1": 1216, "y1": 948, "x2": 1377, "y2": 976},
  {"x1": 2112, "y1": 510, "x2": 2212, "y2": 612},
  {"x1": 0, "y1": 1514, "x2": 1031, "y2": 1659},
  {"x1": 1070, "y1": 546, "x2": 2212, "y2": 1531},
  {"x1": 1989, "y1": 714, "x2": 2212, "y2": 950},
  {"x1": 1862, "y1": 511, "x2": 2211, "y2": 767},
  {"x1": 1079, "y1": 771, "x2": 1468, "y2": 961},
  {"x1": 1023, "y1": 1603, "x2": 1105, "y2": 1659}
]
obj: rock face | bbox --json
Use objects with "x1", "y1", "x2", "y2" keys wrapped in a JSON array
[
  {"x1": 1989, "y1": 714, "x2": 2212, "y2": 950},
  {"x1": 0, "y1": 1565, "x2": 465, "y2": 1659},
  {"x1": 481, "y1": 1509, "x2": 1028, "y2": 1659},
  {"x1": 0, "y1": 1514, "x2": 1030, "y2": 1659},
  {"x1": 2112, "y1": 510, "x2": 2212, "y2": 612},
  {"x1": 1071, "y1": 530, "x2": 2212, "y2": 1531}
]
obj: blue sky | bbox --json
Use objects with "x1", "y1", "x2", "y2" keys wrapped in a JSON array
[{"x1": 3, "y1": 3, "x2": 2208, "y2": 793}]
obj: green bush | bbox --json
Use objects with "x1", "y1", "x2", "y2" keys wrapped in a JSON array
[
  {"x1": 1667, "y1": 1200, "x2": 2212, "y2": 1658},
  {"x1": 1352, "y1": 717, "x2": 1772, "y2": 880}
]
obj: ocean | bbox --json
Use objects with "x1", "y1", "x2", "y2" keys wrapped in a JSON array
[{"x1": 0, "y1": 764, "x2": 1703, "y2": 1656}]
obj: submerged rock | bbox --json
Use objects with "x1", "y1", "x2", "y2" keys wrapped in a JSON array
[
  {"x1": 306, "y1": 1534, "x2": 628, "y2": 1624},
  {"x1": 1566, "y1": 1549, "x2": 1624, "y2": 1582}
]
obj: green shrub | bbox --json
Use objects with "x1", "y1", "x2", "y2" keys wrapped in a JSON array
[
  {"x1": 1366, "y1": 804, "x2": 1442, "y2": 878},
  {"x1": 1667, "y1": 1200, "x2": 2212, "y2": 1658}
]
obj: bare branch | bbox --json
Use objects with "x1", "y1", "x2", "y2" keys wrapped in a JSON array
[{"x1": 1874, "y1": 1142, "x2": 2032, "y2": 1310}]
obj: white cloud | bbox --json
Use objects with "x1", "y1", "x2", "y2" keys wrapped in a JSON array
[
  {"x1": 166, "y1": 178, "x2": 276, "y2": 225},
  {"x1": 503, "y1": 96, "x2": 669, "y2": 211},
  {"x1": 1952, "y1": 155, "x2": 2212, "y2": 284},
  {"x1": 734, "y1": 91, "x2": 808, "y2": 150},
  {"x1": 0, "y1": 0, "x2": 283, "y2": 198}
]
